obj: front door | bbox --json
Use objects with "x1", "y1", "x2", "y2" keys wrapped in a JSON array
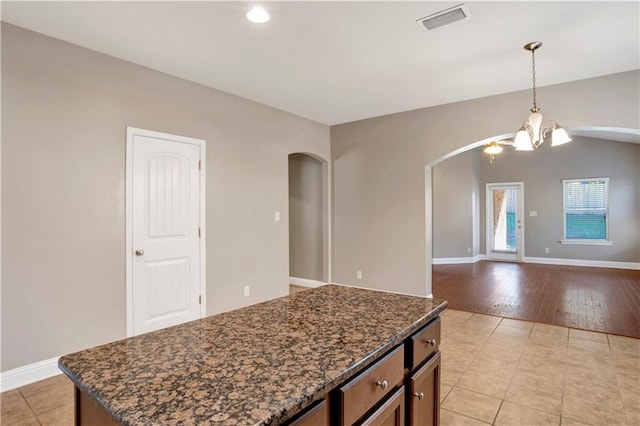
[
  {"x1": 127, "y1": 127, "x2": 205, "y2": 336},
  {"x1": 486, "y1": 182, "x2": 524, "y2": 262}
]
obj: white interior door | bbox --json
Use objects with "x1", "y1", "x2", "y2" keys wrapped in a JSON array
[
  {"x1": 126, "y1": 127, "x2": 205, "y2": 336},
  {"x1": 486, "y1": 182, "x2": 524, "y2": 262}
]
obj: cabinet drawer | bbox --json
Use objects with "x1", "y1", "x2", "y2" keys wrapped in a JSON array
[
  {"x1": 409, "y1": 318, "x2": 440, "y2": 369},
  {"x1": 339, "y1": 345, "x2": 405, "y2": 425},
  {"x1": 358, "y1": 387, "x2": 404, "y2": 426}
]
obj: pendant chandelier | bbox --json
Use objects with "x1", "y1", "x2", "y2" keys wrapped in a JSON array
[{"x1": 513, "y1": 41, "x2": 571, "y2": 151}]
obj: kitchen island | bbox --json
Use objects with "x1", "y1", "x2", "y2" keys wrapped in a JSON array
[{"x1": 59, "y1": 284, "x2": 447, "y2": 425}]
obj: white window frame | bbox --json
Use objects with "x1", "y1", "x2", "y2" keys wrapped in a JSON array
[{"x1": 561, "y1": 177, "x2": 612, "y2": 245}]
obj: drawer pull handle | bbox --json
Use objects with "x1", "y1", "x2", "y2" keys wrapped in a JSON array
[
  {"x1": 414, "y1": 392, "x2": 425, "y2": 400},
  {"x1": 424, "y1": 338, "x2": 437, "y2": 346},
  {"x1": 375, "y1": 380, "x2": 388, "y2": 391}
]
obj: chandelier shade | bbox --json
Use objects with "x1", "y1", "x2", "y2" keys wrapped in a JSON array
[
  {"x1": 483, "y1": 141, "x2": 504, "y2": 163},
  {"x1": 551, "y1": 126, "x2": 572, "y2": 146},
  {"x1": 483, "y1": 141, "x2": 503, "y2": 155}
]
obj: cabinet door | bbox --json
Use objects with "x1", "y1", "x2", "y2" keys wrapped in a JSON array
[
  {"x1": 408, "y1": 351, "x2": 441, "y2": 426},
  {"x1": 359, "y1": 387, "x2": 404, "y2": 426},
  {"x1": 289, "y1": 400, "x2": 327, "y2": 426}
]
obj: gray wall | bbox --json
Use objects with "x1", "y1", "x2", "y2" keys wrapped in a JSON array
[
  {"x1": 432, "y1": 150, "x2": 474, "y2": 258},
  {"x1": 478, "y1": 137, "x2": 640, "y2": 262},
  {"x1": 1, "y1": 24, "x2": 330, "y2": 371},
  {"x1": 332, "y1": 70, "x2": 640, "y2": 296},
  {"x1": 289, "y1": 154, "x2": 324, "y2": 281},
  {"x1": 471, "y1": 150, "x2": 481, "y2": 257}
]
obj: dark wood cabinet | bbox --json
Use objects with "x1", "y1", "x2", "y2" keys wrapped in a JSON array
[
  {"x1": 407, "y1": 351, "x2": 440, "y2": 426},
  {"x1": 75, "y1": 387, "x2": 118, "y2": 426},
  {"x1": 328, "y1": 316, "x2": 441, "y2": 426}
]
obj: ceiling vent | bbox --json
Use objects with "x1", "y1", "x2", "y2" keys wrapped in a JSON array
[{"x1": 417, "y1": 4, "x2": 470, "y2": 31}]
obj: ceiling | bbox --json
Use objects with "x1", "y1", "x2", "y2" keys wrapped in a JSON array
[{"x1": 1, "y1": 1, "x2": 639, "y2": 126}]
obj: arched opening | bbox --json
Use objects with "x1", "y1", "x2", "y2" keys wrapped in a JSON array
[
  {"x1": 288, "y1": 152, "x2": 330, "y2": 288},
  {"x1": 425, "y1": 126, "x2": 640, "y2": 295}
]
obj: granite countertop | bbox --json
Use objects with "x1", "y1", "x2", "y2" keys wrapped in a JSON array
[{"x1": 59, "y1": 284, "x2": 447, "y2": 425}]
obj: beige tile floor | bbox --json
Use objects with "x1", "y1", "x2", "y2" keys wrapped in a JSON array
[
  {"x1": 1, "y1": 374, "x2": 73, "y2": 425},
  {"x1": 1, "y1": 308, "x2": 638, "y2": 425},
  {"x1": 439, "y1": 309, "x2": 640, "y2": 426}
]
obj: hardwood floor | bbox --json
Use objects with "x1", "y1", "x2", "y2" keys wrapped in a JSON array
[{"x1": 433, "y1": 261, "x2": 640, "y2": 338}]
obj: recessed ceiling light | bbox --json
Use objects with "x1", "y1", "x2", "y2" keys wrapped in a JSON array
[{"x1": 246, "y1": 6, "x2": 270, "y2": 24}]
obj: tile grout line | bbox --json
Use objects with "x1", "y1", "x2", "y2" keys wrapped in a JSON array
[
  {"x1": 446, "y1": 314, "x2": 504, "y2": 424},
  {"x1": 491, "y1": 398, "x2": 505, "y2": 425},
  {"x1": 17, "y1": 387, "x2": 43, "y2": 426},
  {"x1": 492, "y1": 317, "x2": 528, "y2": 424}
]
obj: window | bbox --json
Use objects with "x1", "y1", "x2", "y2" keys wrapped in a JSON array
[{"x1": 562, "y1": 177, "x2": 610, "y2": 244}]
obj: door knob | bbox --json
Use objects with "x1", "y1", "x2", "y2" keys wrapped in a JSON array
[{"x1": 135, "y1": 249, "x2": 145, "y2": 256}]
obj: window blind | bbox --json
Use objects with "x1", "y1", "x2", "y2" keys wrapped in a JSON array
[{"x1": 563, "y1": 178, "x2": 608, "y2": 240}]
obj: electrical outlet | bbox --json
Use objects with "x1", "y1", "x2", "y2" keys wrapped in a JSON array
[
  {"x1": 274, "y1": 211, "x2": 280, "y2": 222},
  {"x1": 244, "y1": 286, "x2": 250, "y2": 297},
  {"x1": 467, "y1": 247, "x2": 471, "y2": 253},
  {"x1": 544, "y1": 248, "x2": 549, "y2": 254},
  {"x1": 356, "y1": 270, "x2": 363, "y2": 280}
]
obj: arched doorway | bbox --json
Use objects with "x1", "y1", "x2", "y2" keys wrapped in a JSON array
[
  {"x1": 288, "y1": 153, "x2": 330, "y2": 287},
  {"x1": 426, "y1": 127, "x2": 639, "y2": 288}
]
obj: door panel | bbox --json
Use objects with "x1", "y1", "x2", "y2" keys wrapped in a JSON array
[
  {"x1": 131, "y1": 133, "x2": 202, "y2": 335},
  {"x1": 360, "y1": 387, "x2": 404, "y2": 426},
  {"x1": 146, "y1": 258, "x2": 190, "y2": 319},
  {"x1": 486, "y1": 183, "x2": 524, "y2": 261},
  {"x1": 408, "y1": 351, "x2": 440, "y2": 426},
  {"x1": 148, "y1": 154, "x2": 189, "y2": 237}
]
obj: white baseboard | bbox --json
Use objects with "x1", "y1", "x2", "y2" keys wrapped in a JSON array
[
  {"x1": 289, "y1": 277, "x2": 326, "y2": 288},
  {"x1": 1, "y1": 357, "x2": 62, "y2": 391},
  {"x1": 523, "y1": 256, "x2": 640, "y2": 270},
  {"x1": 433, "y1": 255, "x2": 485, "y2": 265}
]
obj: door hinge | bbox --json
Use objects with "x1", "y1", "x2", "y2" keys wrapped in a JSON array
[
  {"x1": 198, "y1": 160, "x2": 201, "y2": 170},
  {"x1": 199, "y1": 295, "x2": 202, "y2": 305},
  {"x1": 198, "y1": 227, "x2": 201, "y2": 238}
]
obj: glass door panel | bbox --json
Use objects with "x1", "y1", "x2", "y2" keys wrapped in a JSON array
[
  {"x1": 492, "y1": 189, "x2": 518, "y2": 252},
  {"x1": 486, "y1": 183, "x2": 524, "y2": 262}
]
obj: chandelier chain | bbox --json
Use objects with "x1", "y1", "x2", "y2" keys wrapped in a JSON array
[{"x1": 531, "y1": 48, "x2": 537, "y2": 111}]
